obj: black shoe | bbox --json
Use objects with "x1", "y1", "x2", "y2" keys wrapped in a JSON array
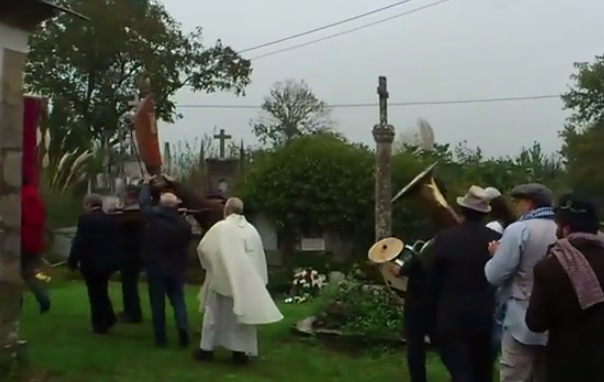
[
  {"x1": 231, "y1": 351, "x2": 249, "y2": 365},
  {"x1": 193, "y1": 349, "x2": 214, "y2": 361},
  {"x1": 178, "y1": 329, "x2": 190, "y2": 348}
]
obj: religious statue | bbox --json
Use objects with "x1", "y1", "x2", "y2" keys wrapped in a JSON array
[{"x1": 128, "y1": 74, "x2": 224, "y2": 231}]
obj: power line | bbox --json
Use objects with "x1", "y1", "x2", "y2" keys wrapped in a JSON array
[
  {"x1": 251, "y1": 0, "x2": 451, "y2": 60},
  {"x1": 176, "y1": 94, "x2": 560, "y2": 109},
  {"x1": 239, "y1": 0, "x2": 421, "y2": 54}
]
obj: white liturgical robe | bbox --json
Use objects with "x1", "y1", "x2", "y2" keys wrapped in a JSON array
[{"x1": 197, "y1": 214, "x2": 283, "y2": 355}]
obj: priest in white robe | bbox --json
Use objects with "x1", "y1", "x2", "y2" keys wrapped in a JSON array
[{"x1": 194, "y1": 197, "x2": 283, "y2": 364}]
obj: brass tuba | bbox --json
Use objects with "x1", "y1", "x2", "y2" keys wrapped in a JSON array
[
  {"x1": 367, "y1": 162, "x2": 460, "y2": 296},
  {"x1": 392, "y1": 161, "x2": 461, "y2": 229}
]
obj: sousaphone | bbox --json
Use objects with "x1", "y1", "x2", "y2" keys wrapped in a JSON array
[{"x1": 367, "y1": 162, "x2": 461, "y2": 294}]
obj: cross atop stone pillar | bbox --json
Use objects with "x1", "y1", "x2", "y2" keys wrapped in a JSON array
[
  {"x1": 213, "y1": 128, "x2": 232, "y2": 159},
  {"x1": 372, "y1": 76, "x2": 395, "y2": 241}
]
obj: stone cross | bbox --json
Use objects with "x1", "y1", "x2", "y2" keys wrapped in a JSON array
[
  {"x1": 213, "y1": 128, "x2": 232, "y2": 159},
  {"x1": 371, "y1": 76, "x2": 395, "y2": 241}
]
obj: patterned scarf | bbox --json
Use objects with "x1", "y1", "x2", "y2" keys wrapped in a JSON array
[
  {"x1": 518, "y1": 206, "x2": 555, "y2": 221},
  {"x1": 550, "y1": 232, "x2": 604, "y2": 309}
]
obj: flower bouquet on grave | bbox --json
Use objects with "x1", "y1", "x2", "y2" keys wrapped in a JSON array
[{"x1": 284, "y1": 268, "x2": 327, "y2": 304}]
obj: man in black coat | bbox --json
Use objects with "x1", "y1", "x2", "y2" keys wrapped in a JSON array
[
  {"x1": 139, "y1": 176, "x2": 192, "y2": 347},
  {"x1": 116, "y1": 186, "x2": 145, "y2": 324},
  {"x1": 68, "y1": 194, "x2": 120, "y2": 334},
  {"x1": 424, "y1": 185, "x2": 501, "y2": 382},
  {"x1": 389, "y1": 177, "x2": 448, "y2": 382}
]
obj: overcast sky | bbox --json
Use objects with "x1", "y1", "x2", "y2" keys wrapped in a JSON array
[{"x1": 157, "y1": 0, "x2": 603, "y2": 158}]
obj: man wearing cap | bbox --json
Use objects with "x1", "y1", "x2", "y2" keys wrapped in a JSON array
[
  {"x1": 525, "y1": 193, "x2": 604, "y2": 382},
  {"x1": 485, "y1": 183, "x2": 557, "y2": 382},
  {"x1": 424, "y1": 185, "x2": 501, "y2": 382}
]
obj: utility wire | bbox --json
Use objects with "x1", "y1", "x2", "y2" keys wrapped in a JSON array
[
  {"x1": 238, "y1": 0, "x2": 421, "y2": 54},
  {"x1": 251, "y1": 0, "x2": 451, "y2": 60},
  {"x1": 176, "y1": 94, "x2": 560, "y2": 109}
]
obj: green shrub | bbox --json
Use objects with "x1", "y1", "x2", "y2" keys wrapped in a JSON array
[{"x1": 313, "y1": 278, "x2": 402, "y2": 338}]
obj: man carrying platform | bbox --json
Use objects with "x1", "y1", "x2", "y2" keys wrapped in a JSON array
[{"x1": 117, "y1": 185, "x2": 145, "y2": 324}]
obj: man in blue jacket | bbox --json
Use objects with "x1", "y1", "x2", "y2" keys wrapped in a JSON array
[{"x1": 139, "y1": 175, "x2": 192, "y2": 347}]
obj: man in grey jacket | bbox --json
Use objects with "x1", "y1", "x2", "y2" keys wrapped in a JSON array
[{"x1": 485, "y1": 183, "x2": 557, "y2": 382}]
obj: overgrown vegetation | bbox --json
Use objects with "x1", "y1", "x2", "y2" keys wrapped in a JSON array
[{"x1": 313, "y1": 279, "x2": 402, "y2": 338}]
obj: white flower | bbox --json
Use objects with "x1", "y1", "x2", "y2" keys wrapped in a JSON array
[
  {"x1": 300, "y1": 270, "x2": 307, "y2": 277},
  {"x1": 293, "y1": 279, "x2": 299, "y2": 285},
  {"x1": 302, "y1": 282, "x2": 311, "y2": 288},
  {"x1": 284, "y1": 297, "x2": 293, "y2": 303},
  {"x1": 310, "y1": 270, "x2": 318, "y2": 276}
]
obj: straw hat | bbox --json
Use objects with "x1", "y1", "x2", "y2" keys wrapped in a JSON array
[
  {"x1": 456, "y1": 185, "x2": 491, "y2": 213},
  {"x1": 368, "y1": 237, "x2": 404, "y2": 263}
]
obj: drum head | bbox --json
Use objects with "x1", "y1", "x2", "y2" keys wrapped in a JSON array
[{"x1": 368, "y1": 237, "x2": 404, "y2": 263}]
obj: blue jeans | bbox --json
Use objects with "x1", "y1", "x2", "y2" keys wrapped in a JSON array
[
  {"x1": 21, "y1": 255, "x2": 50, "y2": 312},
  {"x1": 146, "y1": 268, "x2": 188, "y2": 343},
  {"x1": 492, "y1": 297, "x2": 506, "y2": 357}
]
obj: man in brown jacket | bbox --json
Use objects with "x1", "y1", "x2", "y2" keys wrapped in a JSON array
[{"x1": 526, "y1": 193, "x2": 604, "y2": 382}]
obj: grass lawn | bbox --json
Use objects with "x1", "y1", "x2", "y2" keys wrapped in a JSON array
[{"x1": 19, "y1": 281, "x2": 448, "y2": 382}]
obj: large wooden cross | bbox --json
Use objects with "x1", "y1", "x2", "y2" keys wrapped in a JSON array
[{"x1": 213, "y1": 128, "x2": 232, "y2": 158}]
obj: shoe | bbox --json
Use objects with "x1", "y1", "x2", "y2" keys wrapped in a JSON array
[
  {"x1": 178, "y1": 329, "x2": 190, "y2": 348},
  {"x1": 231, "y1": 351, "x2": 249, "y2": 365},
  {"x1": 192, "y1": 349, "x2": 214, "y2": 361}
]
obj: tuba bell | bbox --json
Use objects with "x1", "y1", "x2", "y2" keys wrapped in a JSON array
[{"x1": 392, "y1": 161, "x2": 461, "y2": 229}]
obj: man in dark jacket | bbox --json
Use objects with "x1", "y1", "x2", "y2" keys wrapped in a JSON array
[
  {"x1": 424, "y1": 185, "x2": 500, "y2": 382},
  {"x1": 68, "y1": 194, "x2": 120, "y2": 334},
  {"x1": 116, "y1": 186, "x2": 145, "y2": 324},
  {"x1": 389, "y1": 177, "x2": 448, "y2": 382},
  {"x1": 21, "y1": 178, "x2": 50, "y2": 313},
  {"x1": 526, "y1": 193, "x2": 604, "y2": 382},
  {"x1": 139, "y1": 175, "x2": 192, "y2": 347}
]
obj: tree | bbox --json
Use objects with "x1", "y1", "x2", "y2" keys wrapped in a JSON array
[
  {"x1": 561, "y1": 55, "x2": 604, "y2": 127},
  {"x1": 237, "y1": 133, "x2": 374, "y2": 244},
  {"x1": 26, "y1": 0, "x2": 252, "y2": 162},
  {"x1": 560, "y1": 55, "x2": 604, "y2": 200},
  {"x1": 251, "y1": 79, "x2": 334, "y2": 146}
]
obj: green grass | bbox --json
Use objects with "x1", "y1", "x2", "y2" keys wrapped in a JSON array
[{"x1": 20, "y1": 281, "x2": 447, "y2": 382}]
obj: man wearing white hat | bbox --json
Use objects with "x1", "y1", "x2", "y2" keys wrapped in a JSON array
[{"x1": 424, "y1": 185, "x2": 501, "y2": 382}]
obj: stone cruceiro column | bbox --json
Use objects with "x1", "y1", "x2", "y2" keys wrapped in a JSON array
[
  {"x1": 0, "y1": 1, "x2": 87, "y2": 373},
  {"x1": 372, "y1": 76, "x2": 395, "y2": 241}
]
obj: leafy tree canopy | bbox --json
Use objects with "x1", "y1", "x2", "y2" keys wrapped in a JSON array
[
  {"x1": 251, "y1": 79, "x2": 337, "y2": 146},
  {"x1": 26, "y1": 0, "x2": 252, "y2": 161},
  {"x1": 560, "y1": 54, "x2": 604, "y2": 199}
]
